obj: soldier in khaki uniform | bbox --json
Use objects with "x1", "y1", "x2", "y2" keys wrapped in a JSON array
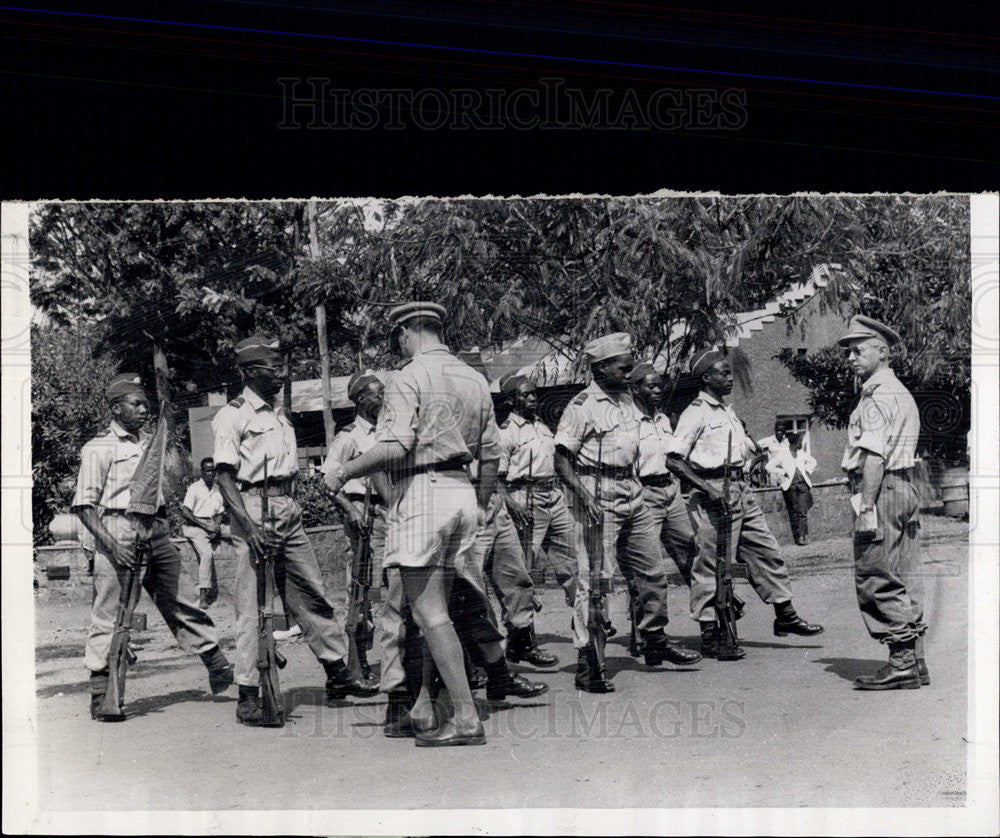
[
  {"x1": 323, "y1": 371, "x2": 425, "y2": 724},
  {"x1": 667, "y1": 349, "x2": 824, "y2": 659},
  {"x1": 73, "y1": 373, "x2": 233, "y2": 722},
  {"x1": 555, "y1": 333, "x2": 702, "y2": 693},
  {"x1": 326, "y1": 303, "x2": 545, "y2": 747},
  {"x1": 497, "y1": 373, "x2": 580, "y2": 612},
  {"x1": 838, "y1": 316, "x2": 926, "y2": 690},
  {"x1": 213, "y1": 336, "x2": 377, "y2": 727}
]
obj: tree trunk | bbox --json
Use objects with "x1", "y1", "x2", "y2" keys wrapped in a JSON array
[{"x1": 307, "y1": 202, "x2": 336, "y2": 449}]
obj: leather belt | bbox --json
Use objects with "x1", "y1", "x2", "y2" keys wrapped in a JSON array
[
  {"x1": 344, "y1": 493, "x2": 387, "y2": 509},
  {"x1": 508, "y1": 476, "x2": 558, "y2": 492},
  {"x1": 639, "y1": 473, "x2": 673, "y2": 488},
  {"x1": 693, "y1": 465, "x2": 744, "y2": 480},
  {"x1": 241, "y1": 477, "x2": 295, "y2": 497},
  {"x1": 577, "y1": 464, "x2": 635, "y2": 480},
  {"x1": 395, "y1": 456, "x2": 470, "y2": 480}
]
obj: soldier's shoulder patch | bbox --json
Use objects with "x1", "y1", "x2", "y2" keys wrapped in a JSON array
[
  {"x1": 570, "y1": 392, "x2": 589, "y2": 407},
  {"x1": 688, "y1": 398, "x2": 703, "y2": 407},
  {"x1": 227, "y1": 396, "x2": 245, "y2": 409},
  {"x1": 96, "y1": 426, "x2": 112, "y2": 437},
  {"x1": 500, "y1": 419, "x2": 511, "y2": 429},
  {"x1": 340, "y1": 422, "x2": 356, "y2": 434}
]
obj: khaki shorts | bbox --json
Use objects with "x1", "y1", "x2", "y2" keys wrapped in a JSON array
[{"x1": 382, "y1": 470, "x2": 479, "y2": 570}]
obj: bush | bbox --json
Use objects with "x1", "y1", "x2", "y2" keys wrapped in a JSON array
[{"x1": 294, "y1": 473, "x2": 342, "y2": 529}]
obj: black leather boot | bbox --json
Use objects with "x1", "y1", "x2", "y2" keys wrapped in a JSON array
[
  {"x1": 854, "y1": 641, "x2": 921, "y2": 690},
  {"x1": 236, "y1": 686, "x2": 264, "y2": 726},
  {"x1": 324, "y1": 660, "x2": 380, "y2": 703},
  {"x1": 574, "y1": 648, "x2": 614, "y2": 693},
  {"x1": 644, "y1": 637, "x2": 702, "y2": 667},
  {"x1": 773, "y1": 603, "x2": 824, "y2": 637},
  {"x1": 484, "y1": 657, "x2": 549, "y2": 701},
  {"x1": 699, "y1": 622, "x2": 745, "y2": 660},
  {"x1": 506, "y1": 625, "x2": 558, "y2": 668}
]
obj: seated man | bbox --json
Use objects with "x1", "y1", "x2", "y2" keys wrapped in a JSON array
[{"x1": 180, "y1": 457, "x2": 228, "y2": 608}]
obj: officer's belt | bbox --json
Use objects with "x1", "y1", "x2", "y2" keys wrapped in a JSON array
[
  {"x1": 693, "y1": 465, "x2": 744, "y2": 480},
  {"x1": 241, "y1": 477, "x2": 295, "y2": 496},
  {"x1": 103, "y1": 506, "x2": 168, "y2": 518},
  {"x1": 507, "y1": 476, "x2": 558, "y2": 492},
  {"x1": 848, "y1": 467, "x2": 912, "y2": 492},
  {"x1": 639, "y1": 473, "x2": 673, "y2": 488},
  {"x1": 395, "y1": 456, "x2": 470, "y2": 480},
  {"x1": 576, "y1": 464, "x2": 635, "y2": 480}
]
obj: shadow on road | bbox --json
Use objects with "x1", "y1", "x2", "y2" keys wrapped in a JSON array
[
  {"x1": 128, "y1": 688, "x2": 233, "y2": 719},
  {"x1": 814, "y1": 657, "x2": 886, "y2": 682},
  {"x1": 36, "y1": 657, "x2": 220, "y2": 699}
]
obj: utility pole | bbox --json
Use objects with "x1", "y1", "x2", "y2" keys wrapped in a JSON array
[{"x1": 307, "y1": 201, "x2": 336, "y2": 449}]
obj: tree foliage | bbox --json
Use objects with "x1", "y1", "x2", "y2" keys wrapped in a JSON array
[{"x1": 31, "y1": 324, "x2": 120, "y2": 544}]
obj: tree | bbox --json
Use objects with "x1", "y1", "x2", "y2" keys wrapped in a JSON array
[
  {"x1": 777, "y1": 196, "x2": 971, "y2": 463},
  {"x1": 31, "y1": 324, "x2": 119, "y2": 544}
]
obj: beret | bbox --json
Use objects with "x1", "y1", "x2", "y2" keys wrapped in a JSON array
[
  {"x1": 583, "y1": 332, "x2": 632, "y2": 364},
  {"x1": 690, "y1": 348, "x2": 726, "y2": 377},
  {"x1": 837, "y1": 314, "x2": 900, "y2": 347},
  {"x1": 347, "y1": 370, "x2": 381, "y2": 402},
  {"x1": 626, "y1": 362, "x2": 658, "y2": 385},
  {"x1": 105, "y1": 373, "x2": 144, "y2": 403},
  {"x1": 499, "y1": 373, "x2": 531, "y2": 394},
  {"x1": 235, "y1": 334, "x2": 281, "y2": 366}
]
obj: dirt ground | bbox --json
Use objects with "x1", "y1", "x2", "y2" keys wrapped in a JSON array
[{"x1": 30, "y1": 516, "x2": 970, "y2": 812}]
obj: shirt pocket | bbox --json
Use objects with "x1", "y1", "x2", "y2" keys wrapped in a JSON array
[{"x1": 241, "y1": 416, "x2": 274, "y2": 466}]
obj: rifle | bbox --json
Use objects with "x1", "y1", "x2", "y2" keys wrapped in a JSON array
[
  {"x1": 346, "y1": 483, "x2": 376, "y2": 683},
  {"x1": 517, "y1": 449, "x2": 535, "y2": 575},
  {"x1": 627, "y1": 587, "x2": 643, "y2": 658},
  {"x1": 586, "y1": 435, "x2": 609, "y2": 679},
  {"x1": 99, "y1": 384, "x2": 173, "y2": 719},
  {"x1": 713, "y1": 431, "x2": 743, "y2": 660},
  {"x1": 255, "y1": 458, "x2": 286, "y2": 727}
]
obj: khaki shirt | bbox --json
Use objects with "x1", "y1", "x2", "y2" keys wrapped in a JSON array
[
  {"x1": 182, "y1": 478, "x2": 224, "y2": 518},
  {"x1": 211, "y1": 387, "x2": 299, "y2": 483},
  {"x1": 553, "y1": 381, "x2": 642, "y2": 469},
  {"x1": 377, "y1": 347, "x2": 501, "y2": 468},
  {"x1": 499, "y1": 412, "x2": 556, "y2": 480},
  {"x1": 667, "y1": 390, "x2": 755, "y2": 470},
  {"x1": 71, "y1": 421, "x2": 163, "y2": 511},
  {"x1": 636, "y1": 410, "x2": 675, "y2": 477},
  {"x1": 841, "y1": 366, "x2": 920, "y2": 472},
  {"x1": 322, "y1": 415, "x2": 378, "y2": 496}
]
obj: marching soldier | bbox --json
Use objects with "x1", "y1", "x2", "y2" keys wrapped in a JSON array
[
  {"x1": 322, "y1": 371, "x2": 424, "y2": 729},
  {"x1": 73, "y1": 373, "x2": 233, "y2": 722},
  {"x1": 838, "y1": 316, "x2": 926, "y2": 690},
  {"x1": 496, "y1": 373, "x2": 580, "y2": 612},
  {"x1": 472, "y1": 462, "x2": 558, "y2": 669},
  {"x1": 326, "y1": 303, "x2": 545, "y2": 747},
  {"x1": 666, "y1": 349, "x2": 824, "y2": 660},
  {"x1": 322, "y1": 371, "x2": 391, "y2": 694},
  {"x1": 555, "y1": 333, "x2": 702, "y2": 693},
  {"x1": 212, "y1": 336, "x2": 377, "y2": 727},
  {"x1": 628, "y1": 362, "x2": 700, "y2": 586}
]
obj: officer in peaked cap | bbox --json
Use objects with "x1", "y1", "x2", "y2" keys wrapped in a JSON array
[
  {"x1": 667, "y1": 348, "x2": 824, "y2": 660},
  {"x1": 72, "y1": 373, "x2": 232, "y2": 722},
  {"x1": 554, "y1": 332, "x2": 701, "y2": 694},
  {"x1": 838, "y1": 315, "x2": 926, "y2": 690},
  {"x1": 212, "y1": 334, "x2": 377, "y2": 727},
  {"x1": 327, "y1": 303, "x2": 546, "y2": 746}
]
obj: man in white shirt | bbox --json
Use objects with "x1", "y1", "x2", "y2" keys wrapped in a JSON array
[
  {"x1": 180, "y1": 457, "x2": 227, "y2": 608},
  {"x1": 764, "y1": 431, "x2": 816, "y2": 545}
]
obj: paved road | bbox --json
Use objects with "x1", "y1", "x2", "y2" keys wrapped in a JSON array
[{"x1": 32, "y1": 519, "x2": 968, "y2": 811}]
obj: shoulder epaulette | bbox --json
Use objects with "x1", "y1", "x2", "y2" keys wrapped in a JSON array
[
  {"x1": 500, "y1": 419, "x2": 510, "y2": 429},
  {"x1": 97, "y1": 426, "x2": 112, "y2": 436},
  {"x1": 570, "y1": 392, "x2": 589, "y2": 407},
  {"x1": 689, "y1": 398, "x2": 703, "y2": 407},
  {"x1": 340, "y1": 423, "x2": 356, "y2": 434},
  {"x1": 227, "y1": 396, "x2": 245, "y2": 409}
]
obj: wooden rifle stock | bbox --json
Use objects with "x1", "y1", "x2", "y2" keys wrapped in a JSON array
[
  {"x1": 98, "y1": 529, "x2": 148, "y2": 718},
  {"x1": 346, "y1": 483, "x2": 376, "y2": 682},
  {"x1": 587, "y1": 435, "x2": 608, "y2": 672},
  {"x1": 256, "y1": 459, "x2": 285, "y2": 727},
  {"x1": 714, "y1": 432, "x2": 742, "y2": 659}
]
